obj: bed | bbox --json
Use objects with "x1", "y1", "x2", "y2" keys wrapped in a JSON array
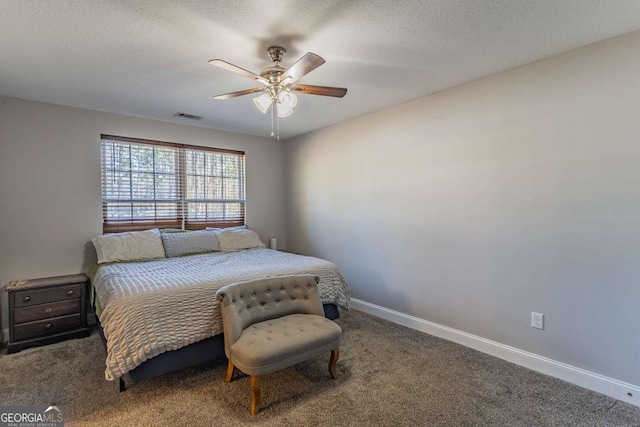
[{"x1": 90, "y1": 246, "x2": 351, "y2": 389}]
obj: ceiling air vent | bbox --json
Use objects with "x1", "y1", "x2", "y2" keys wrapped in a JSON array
[{"x1": 174, "y1": 112, "x2": 203, "y2": 120}]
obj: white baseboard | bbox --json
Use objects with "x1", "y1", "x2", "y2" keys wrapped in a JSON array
[{"x1": 351, "y1": 298, "x2": 640, "y2": 407}]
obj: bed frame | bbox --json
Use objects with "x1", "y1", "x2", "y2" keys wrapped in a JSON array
[{"x1": 97, "y1": 304, "x2": 340, "y2": 391}]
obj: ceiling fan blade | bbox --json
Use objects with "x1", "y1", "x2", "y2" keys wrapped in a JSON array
[
  {"x1": 213, "y1": 87, "x2": 265, "y2": 100},
  {"x1": 291, "y1": 84, "x2": 347, "y2": 98},
  {"x1": 282, "y1": 53, "x2": 325, "y2": 84},
  {"x1": 208, "y1": 59, "x2": 269, "y2": 86}
]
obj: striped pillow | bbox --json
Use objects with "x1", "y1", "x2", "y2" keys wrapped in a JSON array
[{"x1": 161, "y1": 229, "x2": 220, "y2": 257}]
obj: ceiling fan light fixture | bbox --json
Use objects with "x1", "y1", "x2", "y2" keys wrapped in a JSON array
[
  {"x1": 277, "y1": 91, "x2": 297, "y2": 118},
  {"x1": 253, "y1": 93, "x2": 272, "y2": 114}
]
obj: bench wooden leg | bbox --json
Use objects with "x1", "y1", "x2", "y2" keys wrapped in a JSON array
[
  {"x1": 250, "y1": 375, "x2": 261, "y2": 416},
  {"x1": 225, "y1": 360, "x2": 234, "y2": 383},
  {"x1": 329, "y1": 348, "x2": 339, "y2": 379}
]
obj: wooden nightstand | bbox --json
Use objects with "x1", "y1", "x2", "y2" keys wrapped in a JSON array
[{"x1": 6, "y1": 273, "x2": 90, "y2": 353}]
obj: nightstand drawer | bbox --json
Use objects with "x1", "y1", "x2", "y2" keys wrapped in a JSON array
[
  {"x1": 13, "y1": 314, "x2": 81, "y2": 341},
  {"x1": 13, "y1": 283, "x2": 82, "y2": 308},
  {"x1": 14, "y1": 299, "x2": 81, "y2": 323}
]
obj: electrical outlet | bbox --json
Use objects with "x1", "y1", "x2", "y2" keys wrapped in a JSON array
[{"x1": 531, "y1": 312, "x2": 544, "y2": 330}]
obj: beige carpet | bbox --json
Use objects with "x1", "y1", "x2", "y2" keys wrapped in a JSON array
[{"x1": 2, "y1": 310, "x2": 640, "y2": 426}]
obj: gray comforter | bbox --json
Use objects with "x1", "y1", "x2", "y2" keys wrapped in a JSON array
[{"x1": 93, "y1": 248, "x2": 351, "y2": 380}]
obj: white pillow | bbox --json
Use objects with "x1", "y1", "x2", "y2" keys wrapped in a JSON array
[
  {"x1": 92, "y1": 228, "x2": 166, "y2": 264},
  {"x1": 215, "y1": 228, "x2": 265, "y2": 251}
]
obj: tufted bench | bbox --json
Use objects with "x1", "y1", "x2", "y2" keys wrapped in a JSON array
[{"x1": 215, "y1": 274, "x2": 342, "y2": 415}]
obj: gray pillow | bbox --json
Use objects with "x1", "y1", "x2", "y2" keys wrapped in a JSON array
[{"x1": 161, "y1": 229, "x2": 220, "y2": 257}]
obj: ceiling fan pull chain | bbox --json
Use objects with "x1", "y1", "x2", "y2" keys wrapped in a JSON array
[
  {"x1": 270, "y1": 99, "x2": 275, "y2": 138},
  {"x1": 276, "y1": 101, "x2": 281, "y2": 140}
]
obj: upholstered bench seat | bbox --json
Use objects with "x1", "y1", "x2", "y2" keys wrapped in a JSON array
[
  {"x1": 216, "y1": 275, "x2": 342, "y2": 415},
  {"x1": 231, "y1": 313, "x2": 342, "y2": 376}
]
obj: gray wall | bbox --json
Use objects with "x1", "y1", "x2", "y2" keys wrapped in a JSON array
[
  {"x1": 285, "y1": 31, "x2": 640, "y2": 386},
  {"x1": 0, "y1": 97, "x2": 286, "y2": 338}
]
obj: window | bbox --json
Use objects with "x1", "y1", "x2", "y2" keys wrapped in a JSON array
[{"x1": 100, "y1": 135, "x2": 245, "y2": 233}]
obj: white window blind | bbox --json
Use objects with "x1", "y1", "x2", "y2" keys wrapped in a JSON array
[{"x1": 101, "y1": 135, "x2": 245, "y2": 233}]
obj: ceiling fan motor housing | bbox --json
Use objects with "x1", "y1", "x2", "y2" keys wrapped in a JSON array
[
  {"x1": 260, "y1": 65, "x2": 286, "y2": 83},
  {"x1": 262, "y1": 47, "x2": 288, "y2": 84}
]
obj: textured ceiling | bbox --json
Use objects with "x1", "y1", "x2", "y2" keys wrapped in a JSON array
[{"x1": 2, "y1": 1, "x2": 640, "y2": 140}]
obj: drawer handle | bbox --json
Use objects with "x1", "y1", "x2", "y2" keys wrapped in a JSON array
[
  {"x1": 23, "y1": 295, "x2": 31, "y2": 302},
  {"x1": 45, "y1": 323, "x2": 53, "y2": 329},
  {"x1": 67, "y1": 290, "x2": 74, "y2": 296},
  {"x1": 45, "y1": 307, "x2": 52, "y2": 313}
]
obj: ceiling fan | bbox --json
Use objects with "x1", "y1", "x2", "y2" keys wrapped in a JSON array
[{"x1": 209, "y1": 46, "x2": 347, "y2": 139}]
